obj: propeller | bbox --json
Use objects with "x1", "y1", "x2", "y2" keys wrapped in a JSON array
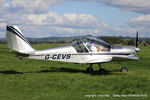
[
  {"x1": 136, "y1": 31, "x2": 138, "y2": 48},
  {"x1": 135, "y1": 31, "x2": 140, "y2": 52}
]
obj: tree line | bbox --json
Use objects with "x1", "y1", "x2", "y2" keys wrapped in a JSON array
[
  {"x1": 99, "y1": 36, "x2": 150, "y2": 46},
  {"x1": 0, "y1": 36, "x2": 150, "y2": 46}
]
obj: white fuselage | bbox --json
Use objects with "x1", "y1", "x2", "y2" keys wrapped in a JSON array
[{"x1": 28, "y1": 45, "x2": 139, "y2": 64}]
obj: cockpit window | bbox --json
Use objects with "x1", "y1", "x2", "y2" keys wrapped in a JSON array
[
  {"x1": 71, "y1": 36, "x2": 111, "y2": 53},
  {"x1": 71, "y1": 39, "x2": 88, "y2": 53},
  {"x1": 82, "y1": 36, "x2": 111, "y2": 52}
]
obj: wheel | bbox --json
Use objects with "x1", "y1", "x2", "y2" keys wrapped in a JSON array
[
  {"x1": 18, "y1": 56, "x2": 23, "y2": 59},
  {"x1": 86, "y1": 67, "x2": 93, "y2": 73},
  {"x1": 98, "y1": 68, "x2": 106, "y2": 74},
  {"x1": 120, "y1": 67, "x2": 128, "y2": 72}
]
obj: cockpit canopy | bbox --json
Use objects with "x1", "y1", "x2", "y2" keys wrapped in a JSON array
[{"x1": 71, "y1": 36, "x2": 111, "y2": 53}]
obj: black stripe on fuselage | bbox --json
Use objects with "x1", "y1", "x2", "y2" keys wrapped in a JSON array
[
  {"x1": 72, "y1": 53, "x2": 132, "y2": 56},
  {"x1": 30, "y1": 53, "x2": 132, "y2": 56},
  {"x1": 7, "y1": 26, "x2": 30, "y2": 45}
]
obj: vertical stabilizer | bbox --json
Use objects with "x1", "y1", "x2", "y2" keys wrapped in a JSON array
[{"x1": 6, "y1": 25, "x2": 35, "y2": 54}]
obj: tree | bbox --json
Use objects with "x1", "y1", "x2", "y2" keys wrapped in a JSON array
[{"x1": 127, "y1": 40, "x2": 134, "y2": 45}]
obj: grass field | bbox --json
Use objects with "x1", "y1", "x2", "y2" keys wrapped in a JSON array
[{"x1": 0, "y1": 44, "x2": 150, "y2": 100}]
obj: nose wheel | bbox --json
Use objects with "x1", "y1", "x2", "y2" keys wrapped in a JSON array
[
  {"x1": 118, "y1": 62, "x2": 128, "y2": 72},
  {"x1": 120, "y1": 67, "x2": 128, "y2": 72}
]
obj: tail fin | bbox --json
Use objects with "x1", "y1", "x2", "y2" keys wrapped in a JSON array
[{"x1": 6, "y1": 25, "x2": 35, "y2": 54}]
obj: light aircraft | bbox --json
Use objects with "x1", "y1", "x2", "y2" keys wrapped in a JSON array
[{"x1": 6, "y1": 25, "x2": 140, "y2": 73}]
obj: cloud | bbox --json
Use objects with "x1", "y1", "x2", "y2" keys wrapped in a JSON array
[
  {"x1": 74, "y1": 0, "x2": 150, "y2": 14},
  {"x1": 66, "y1": 0, "x2": 150, "y2": 37},
  {"x1": 0, "y1": 23, "x2": 6, "y2": 37},
  {"x1": 0, "y1": 0, "x2": 111, "y2": 38},
  {"x1": 20, "y1": 12, "x2": 111, "y2": 38},
  {"x1": 0, "y1": 0, "x2": 60, "y2": 24},
  {"x1": 128, "y1": 14, "x2": 150, "y2": 28},
  {"x1": 1, "y1": 0, "x2": 148, "y2": 38},
  {"x1": 21, "y1": 25, "x2": 106, "y2": 38},
  {"x1": 127, "y1": 14, "x2": 150, "y2": 37},
  {"x1": 10, "y1": 0, "x2": 60, "y2": 14},
  {"x1": 27, "y1": 12, "x2": 107, "y2": 29}
]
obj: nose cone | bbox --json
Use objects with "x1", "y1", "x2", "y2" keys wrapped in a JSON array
[{"x1": 135, "y1": 48, "x2": 140, "y2": 52}]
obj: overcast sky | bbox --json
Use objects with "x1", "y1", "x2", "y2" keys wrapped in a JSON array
[{"x1": 0, "y1": 0, "x2": 150, "y2": 38}]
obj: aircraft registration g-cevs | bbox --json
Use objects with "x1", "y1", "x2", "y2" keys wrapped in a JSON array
[{"x1": 6, "y1": 25, "x2": 140, "y2": 73}]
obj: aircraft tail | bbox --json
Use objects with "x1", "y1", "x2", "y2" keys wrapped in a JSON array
[{"x1": 6, "y1": 25, "x2": 35, "y2": 54}]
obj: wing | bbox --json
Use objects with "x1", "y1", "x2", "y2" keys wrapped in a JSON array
[
  {"x1": 112, "y1": 55, "x2": 139, "y2": 61},
  {"x1": 82, "y1": 55, "x2": 112, "y2": 64}
]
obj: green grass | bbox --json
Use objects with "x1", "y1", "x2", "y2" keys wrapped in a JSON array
[{"x1": 0, "y1": 44, "x2": 150, "y2": 100}]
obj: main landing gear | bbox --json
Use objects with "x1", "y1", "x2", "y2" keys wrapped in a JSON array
[
  {"x1": 86, "y1": 64, "x2": 106, "y2": 73},
  {"x1": 98, "y1": 64, "x2": 106, "y2": 74},
  {"x1": 86, "y1": 64, "x2": 93, "y2": 73},
  {"x1": 85, "y1": 63, "x2": 128, "y2": 73}
]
